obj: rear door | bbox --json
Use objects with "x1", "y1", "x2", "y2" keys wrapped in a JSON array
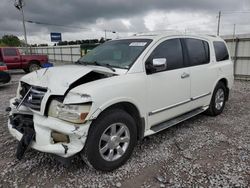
[
  {"x1": 182, "y1": 38, "x2": 216, "y2": 110},
  {"x1": 2, "y1": 48, "x2": 21, "y2": 69},
  {"x1": 146, "y1": 38, "x2": 191, "y2": 127}
]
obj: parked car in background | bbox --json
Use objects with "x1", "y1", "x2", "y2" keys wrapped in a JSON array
[
  {"x1": 7, "y1": 33, "x2": 233, "y2": 171},
  {"x1": 0, "y1": 62, "x2": 11, "y2": 85},
  {"x1": 0, "y1": 47, "x2": 51, "y2": 73}
]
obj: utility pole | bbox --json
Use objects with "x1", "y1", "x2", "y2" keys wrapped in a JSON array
[
  {"x1": 232, "y1": 24, "x2": 236, "y2": 40},
  {"x1": 14, "y1": 0, "x2": 28, "y2": 53},
  {"x1": 217, "y1": 11, "x2": 221, "y2": 36},
  {"x1": 104, "y1": 30, "x2": 116, "y2": 40}
]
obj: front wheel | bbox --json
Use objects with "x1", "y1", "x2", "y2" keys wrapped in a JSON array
[
  {"x1": 205, "y1": 82, "x2": 227, "y2": 116},
  {"x1": 81, "y1": 109, "x2": 137, "y2": 171}
]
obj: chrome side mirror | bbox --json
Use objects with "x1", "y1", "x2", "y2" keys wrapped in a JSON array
[
  {"x1": 152, "y1": 58, "x2": 167, "y2": 69},
  {"x1": 146, "y1": 58, "x2": 167, "y2": 74}
]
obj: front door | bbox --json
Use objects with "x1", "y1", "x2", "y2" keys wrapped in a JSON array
[
  {"x1": 3, "y1": 48, "x2": 21, "y2": 69},
  {"x1": 146, "y1": 38, "x2": 191, "y2": 127}
]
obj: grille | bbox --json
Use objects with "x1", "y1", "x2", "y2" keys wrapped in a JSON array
[{"x1": 20, "y1": 83, "x2": 47, "y2": 111}]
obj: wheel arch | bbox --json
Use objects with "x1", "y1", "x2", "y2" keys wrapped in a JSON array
[
  {"x1": 214, "y1": 77, "x2": 229, "y2": 101},
  {"x1": 91, "y1": 101, "x2": 145, "y2": 141},
  {"x1": 28, "y1": 60, "x2": 41, "y2": 66}
]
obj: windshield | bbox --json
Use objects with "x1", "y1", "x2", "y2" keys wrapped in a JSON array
[{"x1": 78, "y1": 39, "x2": 152, "y2": 69}]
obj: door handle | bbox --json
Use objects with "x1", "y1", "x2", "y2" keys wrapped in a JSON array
[{"x1": 181, "y1": 72, "x2": 190, "y2": 79}]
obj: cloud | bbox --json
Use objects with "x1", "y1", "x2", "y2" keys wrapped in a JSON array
[{"x1": 0, "y1": 0, "x2": 249, "y2": 43}]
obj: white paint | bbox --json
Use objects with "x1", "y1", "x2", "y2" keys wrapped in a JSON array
[{"x1": 8, "y1": 33, "x2": 234, "y2": 158}]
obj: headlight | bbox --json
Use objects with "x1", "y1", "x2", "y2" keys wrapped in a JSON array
[{"x1": 48, "y1": 100, "x2": 91, "y2": 124}]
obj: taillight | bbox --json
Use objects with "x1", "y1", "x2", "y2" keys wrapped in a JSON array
[{"x1": 0, "y1": 66, "x2": 8, "y2": 71}]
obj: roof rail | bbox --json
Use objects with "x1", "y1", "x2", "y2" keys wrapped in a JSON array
[{"x1": 134, "y1": 30, "x2": 183, "y2": 36}]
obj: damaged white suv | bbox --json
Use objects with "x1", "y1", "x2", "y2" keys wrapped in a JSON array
[{"x1": 7, "y1": 33, "x2": 233, "y2": 171}]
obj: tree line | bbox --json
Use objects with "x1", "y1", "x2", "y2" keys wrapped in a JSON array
[
  {"x1": 0, "y1": 35, "x2": 22, "y2": 47},
  {"x1": 0, "y1": 35, "x2": 108, "y2": 47}
]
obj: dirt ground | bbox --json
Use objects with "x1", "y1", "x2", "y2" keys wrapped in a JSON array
[{"x1": 0, "y1": 71, "x2": 249, "y2": 188}]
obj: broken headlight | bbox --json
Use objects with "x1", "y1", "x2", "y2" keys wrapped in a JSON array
[{"x1": 48, "y1": 100, "x2": 91, "y2": 124}]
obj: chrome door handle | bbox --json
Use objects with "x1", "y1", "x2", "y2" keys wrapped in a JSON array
[{"x1": 181, "y1": 72, "x2": 190, "y2": 79}]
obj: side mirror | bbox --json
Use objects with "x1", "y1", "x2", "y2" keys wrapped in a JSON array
[{"x1": 146, "y1": 58, "x2": 167, "y2": 74}]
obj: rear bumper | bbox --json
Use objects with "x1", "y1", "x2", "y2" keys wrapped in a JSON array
[{"x1": 8, "y1": 98, "x2": 91, "y2": 158}]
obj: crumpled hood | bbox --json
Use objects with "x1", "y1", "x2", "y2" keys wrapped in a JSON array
[{"x1": 20, "y1": 65, "x2": 117, "y2": 94}]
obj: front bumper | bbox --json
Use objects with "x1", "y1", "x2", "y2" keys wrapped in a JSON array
[{"x1": 7, "y1": 98, "x2": 91, "y2": 158}]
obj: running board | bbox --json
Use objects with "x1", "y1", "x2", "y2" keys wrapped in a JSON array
[{"x1": 150, "y1": 108, "x2": 205, "y2": 133}]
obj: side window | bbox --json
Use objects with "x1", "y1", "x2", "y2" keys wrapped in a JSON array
[
  {"x1": 149, "y1": 38, "x2": 184, "y2": 71},
  {"x1": 185, "y1": 38, "x2": 210, "y2": 66},
  {"x1": 213, "y1": 41, "x2": 229, "y2": 62},
  {"x1": 3, "y1": 48, "x2": 18, "y2": 56}
]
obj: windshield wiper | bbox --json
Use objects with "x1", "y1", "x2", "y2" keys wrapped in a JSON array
[
  {"x1": 102, "y1": 63, "x2": 116, "y2": 72},
  {"x1": 76, "y1": 61, "x2": 116, "y2": 72},
  {"x1": 91, "y1": 61, "x2": 115, "y2": 72}
]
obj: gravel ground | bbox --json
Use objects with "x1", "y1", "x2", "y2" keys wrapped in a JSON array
[{"x1": 0, "y1": 71, "x2": 249, "y2": 188}]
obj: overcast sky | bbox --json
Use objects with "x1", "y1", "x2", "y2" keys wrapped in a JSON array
[{"x1": 1, "y1": 0, "x2": 250, "y2": 44}]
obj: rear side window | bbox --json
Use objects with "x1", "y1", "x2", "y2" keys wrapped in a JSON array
[
  {"x1": 213, "y1": 41, "x2": 229, "y2": 62},
  {"x1": 149, "y1": 38, "x2": 184, "y2": 71},
  {"x1": 3, "y1": 48, "x2": 18, "y2": 56},
  {"x1": 185, "y1": 38, "x2": 210, "y2": 66}
]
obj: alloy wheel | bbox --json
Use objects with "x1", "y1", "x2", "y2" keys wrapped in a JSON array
[{"x1": 99, "y1": 123, "x2": 130, "y2": 162}]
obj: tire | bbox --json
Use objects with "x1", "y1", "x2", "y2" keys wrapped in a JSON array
[
  {"x1": 28, "y1": 62, "x2": 41, "y2": 73},
  {"x1": 205, "y1": 82, "x2": 227, "y2": 116},
  {"x1": 81, "y1": 109, "x2": 137, "y2": 171},
  {"x1": 0, "y1": 71, "x2": 11, "y2": 83}
]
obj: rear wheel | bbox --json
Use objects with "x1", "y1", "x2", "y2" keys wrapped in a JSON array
[
  {"x1": 205, "y1": 82, "x2": 227, "y2": 116},
  {"x1": 81, "y1": 109, "x2": 137, "y2": 171},
  {"x1": 27, "y1": 62, "x2": 41, "y2": 73}
]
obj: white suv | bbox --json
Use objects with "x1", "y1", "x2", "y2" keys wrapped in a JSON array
[{"x1": 7, "y1": 33, "x2": 233, "y2": 171}]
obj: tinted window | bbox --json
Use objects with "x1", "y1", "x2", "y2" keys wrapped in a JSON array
[
  {"x1": 185, "y1": 38, "x2": 210, "y2": 66},
  {"x1": 3, "y1": 49, "x2": 18, "y2": 56},
  {"x1": 213, "y1": 41, "x2": 229, "y2": 62},
  {"x1": 149, "y1": 39, "x2": 184, "y2": 71}
]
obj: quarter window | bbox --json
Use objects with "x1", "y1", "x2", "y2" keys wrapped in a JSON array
[
  {"x1": 149, "y1": 39, "x2": 184, "y2": 71},
  {"x1": 185, "y1": 38, "x2": 210, "y2": 66},
  {"x1": 3, "y1": 48, "x2": 18, "y2": 56},
  {"x1": 213, "y1": 41, "x2": 229, "y2": 62}
]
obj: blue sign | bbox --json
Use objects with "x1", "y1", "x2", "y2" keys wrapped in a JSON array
[{"x1": 50, "y1": 32, "x2": 62, "y2": 42}]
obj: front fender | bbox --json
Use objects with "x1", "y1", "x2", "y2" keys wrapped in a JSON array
[
  {"x1": 88, "y1": 97, "x2": 142, "y2": 120},
  {"x1": 69, "y1": 73, "x2": 148, "y2": 121}
]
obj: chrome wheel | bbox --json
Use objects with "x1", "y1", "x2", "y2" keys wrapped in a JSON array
[
  {"x1": 215, "y1": 88, "x2": 225, "y2": 110},
  {"x1": 99, "y1": 123, "x2": 130, "y2": 162}
]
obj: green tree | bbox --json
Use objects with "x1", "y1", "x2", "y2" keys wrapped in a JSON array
[{"x1": 0, "y1": 35, "x2": 21, "y2": 47}]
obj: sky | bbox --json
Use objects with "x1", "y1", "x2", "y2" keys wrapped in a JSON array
[{"x1": 0, "y1": 0, "x2": 250, "y2": 45}]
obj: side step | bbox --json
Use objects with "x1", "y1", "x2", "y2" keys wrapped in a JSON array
[{"x1": 150, "y1": 108, "x2": 205, "y2": 133}]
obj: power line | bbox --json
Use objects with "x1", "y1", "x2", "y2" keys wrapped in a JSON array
[
  {"x1": 26, "y1": 20, "x2": 117, "y2": 39},
  {"x1": 26, "y1": 20, "x2": 90, "y2": 30},
  {"x1": 221, "y1": 10, "x2": 250, "y2": 14}
]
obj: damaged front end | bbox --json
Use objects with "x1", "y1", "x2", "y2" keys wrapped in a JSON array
[{"x1": 7, "y1": 66, "x2": 115, "y2": 160}]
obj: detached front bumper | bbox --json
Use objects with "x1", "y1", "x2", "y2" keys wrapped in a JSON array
[{"x1": 7, "y1": 98, "x2": 91, "y2": 158}]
